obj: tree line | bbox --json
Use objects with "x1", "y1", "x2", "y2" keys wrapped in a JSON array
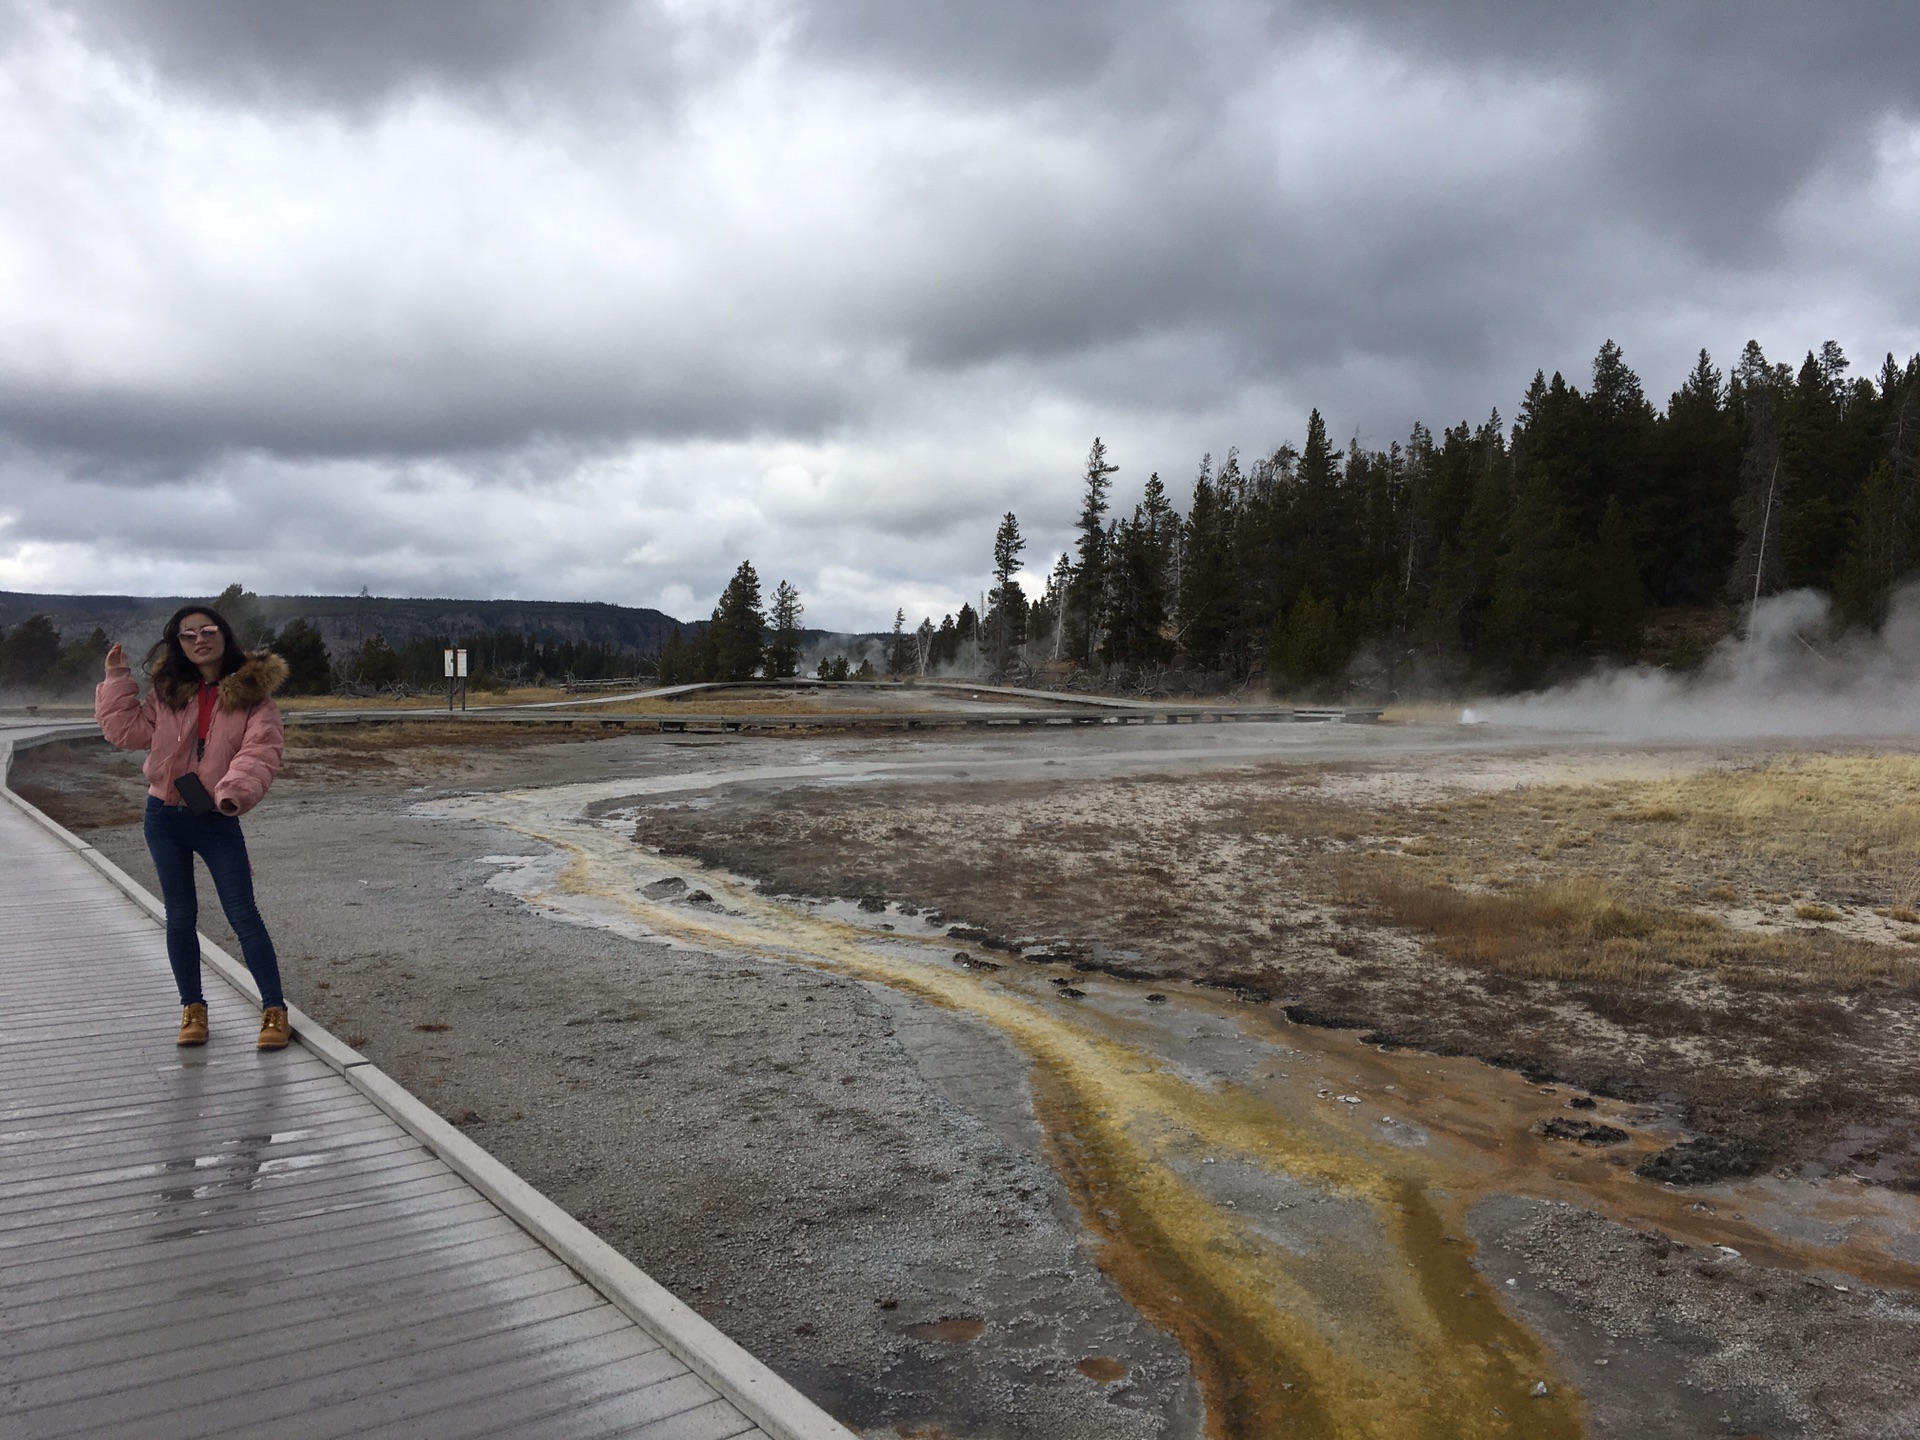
[
  {"x1": 967, "y1": 338, "x2": 1918, "y2": 692},
  {"x1": 12, "y1": 338, "x2": 1911, "y2": 701},
  {"x1": 655, "y1": 562, "x2": 807, "y2": 683},
  {"x1": 0, "y1": 615, "x2": 112, "y2": 693},
  {"x1": 0, "y1": 583, "x2": 643, "y2": 698}
]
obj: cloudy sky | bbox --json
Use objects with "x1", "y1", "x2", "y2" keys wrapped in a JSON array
[{"x1": 2, "y1": 2, "x2": 1917, "y2": 629}]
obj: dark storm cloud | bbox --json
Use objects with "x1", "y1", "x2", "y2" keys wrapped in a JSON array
[
  {"x1": 0, "y1": 343, "x2": 863, "y2": 469},
  {"x1": 795, "y1": 0, "x2": 1154, "y2": 93},
  {"x1": 59, "y1": 0, "x2": 644, "y2": 104},
  {"x1": 3, "y1": 1, "x2": 1916, "y2": 619},
  {"x1": 1313, "y1": 1, "x2": 1920, "y2": 252}
]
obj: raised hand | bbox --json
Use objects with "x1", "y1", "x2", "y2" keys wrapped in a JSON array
[{"x1": 105, "y1": 642, "x2": 128, "y2": 674}]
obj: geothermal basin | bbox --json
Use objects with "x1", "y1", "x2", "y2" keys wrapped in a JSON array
[{"x1": 19, "y1": 716, "x2": 1920, "y2": 1439}]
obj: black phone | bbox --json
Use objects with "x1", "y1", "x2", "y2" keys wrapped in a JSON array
[{"x1": 175, "y1": 773, "x2": 217, "y2": 815}]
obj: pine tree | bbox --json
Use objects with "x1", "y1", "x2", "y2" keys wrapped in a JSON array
[
  {"x1": 1101, "y1": 510, "x2": 1172, "y2": 668},
  {"x1": 1653, "y1": 350, "x2": 1741, "y2": 603},
  {"x1": 1139, "y1": 471, "x2": 1178, "y2": 577},
  {"x1": 887, "y1": 608, "x2": 912, "y2": 675},
  {"x1": 1580, "y1": 341, "x2": 1659, "y2": 607},
  {"x1": 1580, "y1": 497, "x2": 1646, "y2": 657},
  {"x1": 1777, "y1": 347, "x2": 1852, "y2": 590},
  {"x1": 1067, "y1": 438, "x2": 1118, "y2": 664},
  {"x1": 1729, "y1": 379, "x2": 1787, "y2": 618},
  {"x1": 1836, "y1": 356, "x2": 1920, "y2": 623},
  {"x1": 986, "y1": 512, "x2": 1027, "y2": 672},
  {"x1": 1486, "y1": 462, "x2": 1576, "y2": 684},
  {"x1": 1036, "y1": 552, "x2": 1069, "y2": 659},
  {"x1": 709, "y1": 561, "x2": 766, "y2": 680},
  {"x1": 0, "y1": 614, "x2": 62, "y2": 686},
  {"x1": 1266, "y1": 590, "x2": 1344, "y2": 692},
  {"x1": 272, "y1": 618, "x2": 334, "y2": 695},
  {"x1": 932, "y1": 613, "x2": 959, "y2": 668},
  {"x1": 354, "y1": 635, "x2": 404, "y2": 688},
  {"x1": 656, "y1": 626, "x2": 687, "y2": 684},
  {"x1": 767, "y1": 581, "x2": 803, "y2": 678},
  {"x1": 1295, "y1": 411, "x2": 1343, "y2": 601},
  {"x1": 1177, "y1": 456, "x2": 1235, "y2": 672},
  {"x1": 214, "y1": 583, "x2": 271, "y2": 648}
]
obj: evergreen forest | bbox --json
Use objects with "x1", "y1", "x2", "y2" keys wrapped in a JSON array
[
  {"x1": 7, "y1": 339, "x2": 1914, "y2": 701},
  {"x1": 975, "y1": 338, "x2": 1920, "y2": 694}
]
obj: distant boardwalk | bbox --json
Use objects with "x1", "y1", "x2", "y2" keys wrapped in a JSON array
[{"x1": 0, "y1": 734, "x2": 846, "y2": 1440}]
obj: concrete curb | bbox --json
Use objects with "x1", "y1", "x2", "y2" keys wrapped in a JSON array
[{"x1": 0, "y1": 738, "x2": 855, "y2": 1440}]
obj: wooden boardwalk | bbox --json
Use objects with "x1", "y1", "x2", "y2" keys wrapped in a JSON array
[{"x1": 0, "y1": 733, "x2": 849, "y2": 1440}]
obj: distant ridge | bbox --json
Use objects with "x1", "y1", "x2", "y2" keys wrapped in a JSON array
[{"x1": 0, "y1": 590, "x2": 692, "y2": 660}]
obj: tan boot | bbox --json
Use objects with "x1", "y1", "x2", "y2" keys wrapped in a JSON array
[
  {"x1": 177, "y1": 1003, "x2": 209, "y2": 1047},
  {"x1": 257, "y1": 1006, "x2": 290, "y2": 1051}
]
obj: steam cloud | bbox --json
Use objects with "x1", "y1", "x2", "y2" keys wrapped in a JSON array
[{"x1": 1463, "y1": 586, "x2": 1920, "y2": 739}]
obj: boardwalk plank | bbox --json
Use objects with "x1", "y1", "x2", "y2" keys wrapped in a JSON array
[
  {"x1": 297, "y1": 1339, "x2": 684, "y2": 1440},
  {"x1": 0, "y1": 756, "x2": 837, "y2": 1440}
]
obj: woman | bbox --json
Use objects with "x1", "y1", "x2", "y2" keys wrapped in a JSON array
[{"x1": 97, "y1": 604, "x2": 293, "y2": 1049}]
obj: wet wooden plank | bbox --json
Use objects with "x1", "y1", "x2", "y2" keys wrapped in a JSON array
[{"x1": 0, "y1": 789, "x2": 774, "y2": 1440}]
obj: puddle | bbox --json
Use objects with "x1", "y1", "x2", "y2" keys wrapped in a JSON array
[{"x1": 422, "y1": 760, "x2": 1920, "y2": 1440}]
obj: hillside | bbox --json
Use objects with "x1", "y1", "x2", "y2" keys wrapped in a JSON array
[{"x1": 0, "y1": 590, "x2": 691, "y2": 662}]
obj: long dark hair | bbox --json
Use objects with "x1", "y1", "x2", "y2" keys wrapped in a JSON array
[{"x1": 147, "y1": 603, "x2": 247, "y2": 693}]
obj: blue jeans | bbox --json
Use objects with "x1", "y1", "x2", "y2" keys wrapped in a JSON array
[{"x1": 143, "y1": 797, "x2": 285, "y2": 1011}]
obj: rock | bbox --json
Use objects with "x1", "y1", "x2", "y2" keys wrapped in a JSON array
[
  {"x1": 1145, "y1": 993, "x2": 1168, "y2": 1003},
  {"x1": 1567, "y1": 1096, "x2": 1598, "y2": 1110},
  {"x1": 641, "y1": 877, "x2": 687, "y2": 899},
  {"x1": 685, "y1": 890, "x2": 714, "y2": 904},
  {"x1": 857, "y1": 896, "x2": 887, "y2": 912},
  {"x1": 1635, "y1": 1130, "x2": 1772, "y2": 1185},
  {"x1": 1531, "y1": 1381, "x2": 1550, "y2": 1398},
  {"x1": 1535, "y1": 1117, "x2": 1630, "y2": 1146},
  {"x1": 1058, "y1": 987, "x2": 1087, "y2": 999}
]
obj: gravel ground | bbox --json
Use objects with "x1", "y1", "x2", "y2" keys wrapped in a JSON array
[
  {"x1": 58, "y1": 734, "x2": 1204, "y2": 1440},
  {"x1": 1469, "y1": 1196, "x2": 1920, "y2": 1439}
]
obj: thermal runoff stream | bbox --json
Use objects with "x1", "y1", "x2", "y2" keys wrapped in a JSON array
[{"x1": 422, "y1": 752, "x2": 1920, "y2": 1440}]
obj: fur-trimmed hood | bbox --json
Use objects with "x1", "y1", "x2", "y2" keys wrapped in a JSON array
[{"x1": 148, "y1": 651, "x2": 290, "y2": 711}]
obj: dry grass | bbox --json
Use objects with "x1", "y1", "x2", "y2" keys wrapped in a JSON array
[
  {"x1": 278, "y1": 720, "x2": 607, "y2": 776},
  {"x1": 1366, "y1": 876, "x2": 1912, "y2": 993},
  {"x1": 277, "y1": 686, "x2": 847, "y2": 717},
  {"x1": 1413, "y1": 755, "x2": 1920, "y2": 929},
  {"x1": 1597, "y1": 756, "x2": 1920, "y2": 888},
  {"x1": 280, "y1": 686, "x2": 580, "y2": 711},
  {"x1": 624, "y1": 746, "x2": 1920, "y2": 1181}
]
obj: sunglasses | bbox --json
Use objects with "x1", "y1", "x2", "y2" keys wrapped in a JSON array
[{"x1": 177, "y1": 626, "x2": 223, "y2": 643}]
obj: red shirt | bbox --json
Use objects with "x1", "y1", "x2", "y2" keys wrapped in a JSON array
[{"x1": 196, "y1": 682, "x2": 218, "y2": 754}]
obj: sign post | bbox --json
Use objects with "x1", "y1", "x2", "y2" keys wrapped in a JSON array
[
  {"x1": 443, "y1": 648, "x2": 456, "y2": 711},
  {"x1": 456, "y1": 647, "x2": 468, "y2": 711}
]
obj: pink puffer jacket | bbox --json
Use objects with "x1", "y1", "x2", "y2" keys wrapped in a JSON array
[{"x1": 96, "y1": 652, "x2": 290, "y2": 817}]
